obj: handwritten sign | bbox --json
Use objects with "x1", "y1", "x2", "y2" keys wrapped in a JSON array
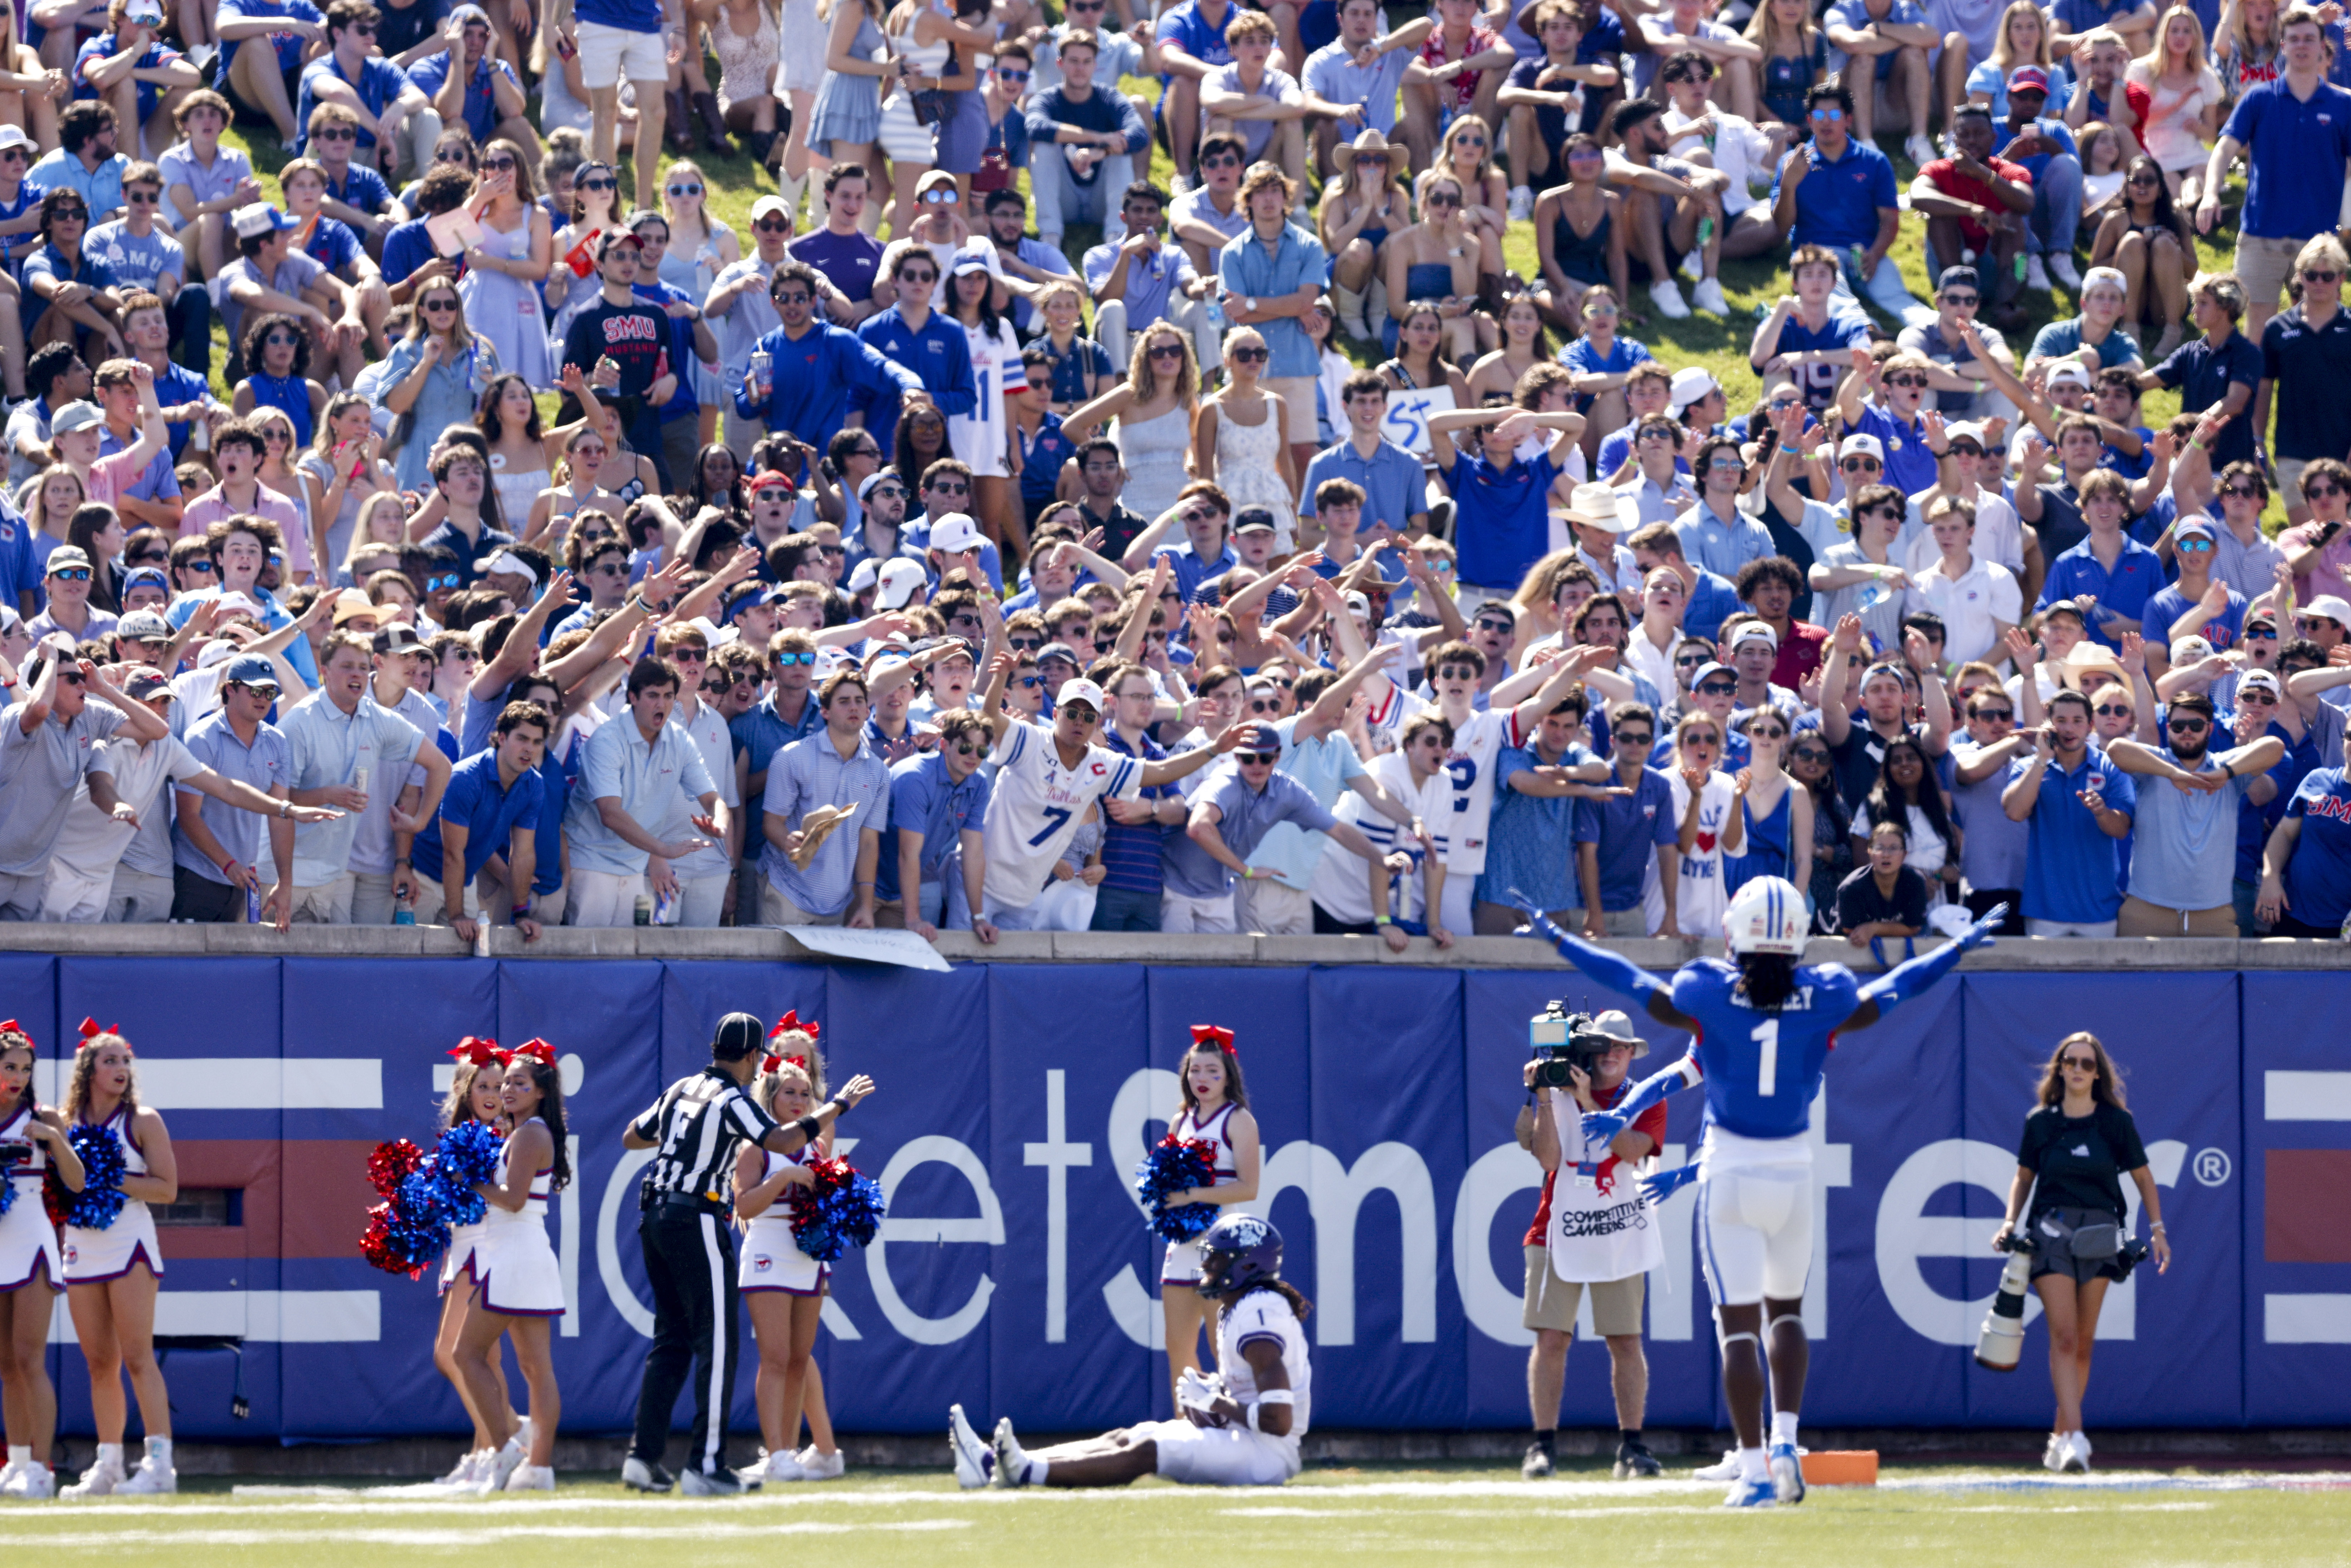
[
  {"x1": 784, "y1": 926, "x2": 954, "y2": 973},
  {"x1": 1381, "y1": 386, "x2": 1455, "y2": 457}
]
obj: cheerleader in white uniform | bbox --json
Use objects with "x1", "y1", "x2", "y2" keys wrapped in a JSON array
[
  {"x1": 431, "y1": 1041, "x2": 523, "y2": 1490},
  {"x1": 449, "y1": 1044, "x2": 568, "y2": 1494},
  {"x1": 0, "y1": 1025, "x2": 84, "y2": 1500},
  {"x1": 1158, "y1": 1027, "x2": 1261, "y2": 1410},
  {"x1": 731, "y1": 1033, "x2": 845, "y2": 1484},
  {"x1": 59, "y1": 1026, "x2": 178, "y2": 1499}
]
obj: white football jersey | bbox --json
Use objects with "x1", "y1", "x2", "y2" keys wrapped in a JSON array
[
  {"x1": 1308, "y1": 747, "x2": 1450, "y2": 927},
  {"x1": 1373, "y1": 692, "x2": 1524, "y2": 876},
  {"x1": 1217, "y1": 1288, "x2": 1312, "y2": 1449},
  {"x1": 980, "y1": 719, "x2": 1143, "y2": 905}
]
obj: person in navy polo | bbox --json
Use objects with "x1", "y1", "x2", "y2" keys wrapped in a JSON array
[
  {"x1": 2198, "y1": 6, "x2": 2351, "y2": 338},
  {"x1": 1425, "y1": 397, "x2": 1587, "y2": 609},
  {"x1": 2000, "y1": 687, "x2": 2135, "y2": 936},
  {"x1": 1767, "y1": 77, "x2": 1931, "y2": 327},
  {"x1": 2256, "y1": 761, "x2": 2351, "y2": 936},
  {"x1": 2034, "y1": 468, "x2": 2165, "y2": 651},
  {"x1": 851, "y1": 247, "x2": 978, "y2": 463},
  {"x1": 2136, "y1": 273, "x2": 2262, "y2": 471}
]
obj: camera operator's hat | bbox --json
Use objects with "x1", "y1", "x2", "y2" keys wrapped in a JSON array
[{"x1": 1587, "y1": 1008, "x2": 1648, "y2": 1058}]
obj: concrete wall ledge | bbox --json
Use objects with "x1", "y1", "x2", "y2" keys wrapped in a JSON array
[{"x1": 0, "y1": 923, "x2": 2344, "y2": 970}]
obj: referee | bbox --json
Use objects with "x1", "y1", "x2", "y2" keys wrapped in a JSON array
[{"x1": 620, "y1": 1011, "x2": 876, "y2": 1494}]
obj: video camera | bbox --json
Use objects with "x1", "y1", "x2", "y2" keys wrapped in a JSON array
[{"x1": 1527, "y1": 1001, "x2": 1630, "y2": 1088}]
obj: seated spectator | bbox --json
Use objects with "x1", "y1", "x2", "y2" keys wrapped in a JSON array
[
  {"x1": 1991, "y1": 66, "x2": 2085, "y2": 293},
  {"x1": 1905, "y1": 106, "x2": 2034, "y2": 324},
  {"x1": 1501, "y1": 0, "x2": 1610, "y2": 208},
  {"x1": 1026, "y1": 32, "x2": 1151, "y2": 252},
  {"x1": 1398, "y1": 0, "x2": 1514, "y2": 173},
  {"x1": 296, "y1": 0, "x2": 438, "y2": 176},
  {"x1": 2106, "y1": 689, "x2": 2282, "y2": 935},
  {"x1": 1200, "y1": 9, "x2": 1346, "y2": 190},
  {"x1": 1836, "y1": 816, "x2": 1930, "y2": 944},
  {"x1": 305, "y1": 103, "x2": 404, "y2": 257},
  {"x1": 30, "y1": 100, "x2": 133, "y2": 228},
  {"x1": 1303, "y1": 0, "x2": 1432, "y2": 175},
  {"x1": 2001, "y1": 686, "x2": 2134, "y2": 935},
  {"x1": 1028, "y1": 0, "x2": 1145, "y2": 100},
  {"x1": 1749, "y1": 243, "x2": 1873, "y2": 412},
  {"x1": 1655, "y1": 49, "x2": 1780, "y2": 263},
  {"x1": 404, "y1": 4, "x2": 537, "y2": 164}
]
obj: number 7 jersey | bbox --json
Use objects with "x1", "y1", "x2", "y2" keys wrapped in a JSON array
[
  {"x1": 1668, "y1": 957, "x2": 1862, "y2": 1142},
  {"x1": 979, "y1": 720, "x2": 1144, "y2": 906}
]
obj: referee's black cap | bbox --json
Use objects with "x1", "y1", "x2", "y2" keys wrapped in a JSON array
[{"x1": 712, "y1": 1012, "x2": 766, "y2": 1061}]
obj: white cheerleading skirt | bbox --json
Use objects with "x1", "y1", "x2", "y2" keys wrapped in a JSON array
[
  {"x1": 0, "y1": 1176, "x2": 61, "y2": 1291},
  {"x1": 439, "y1": 1220, "x2": 487, "y2": 1296},
  {"x1": 739, "y1": 1214, "x2": 826, "y2": 1295},
  {"x1": 62, "y1": 1200, "x2": 162, "y2": 1285},
  {"x1": 464, "y1": 1212, "x2": 565, "y2": 1317}
]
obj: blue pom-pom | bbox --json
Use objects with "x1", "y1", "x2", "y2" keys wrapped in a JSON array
[
  {"x1": 357, "y1": 1121, "x2": 504, "y2": 1276},
  {"x1": 1135, "y1": 1135, "x2": 1220, "y2": 1242},
  {"x1": 64, "y1": 1124, "x2": 128, "y2": 1231},
  {"x1": 428, "y1": 1120, "x2": 502, "y2": 1228},
  {"x1": 788, "y1": 1158, "x2": 887, "y2": 1264},
  {"x1": 0, "y1": 1171, "x2": 14, "y2": 1218}
]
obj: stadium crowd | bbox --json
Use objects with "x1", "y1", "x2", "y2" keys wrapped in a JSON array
[{"x1": 1, "y1": 0, "x2": 2350, "y2": 941}]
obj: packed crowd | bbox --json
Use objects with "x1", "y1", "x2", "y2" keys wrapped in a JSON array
[{"x1": 1, "y1": 0, "x2": 2350, "y2": 941}]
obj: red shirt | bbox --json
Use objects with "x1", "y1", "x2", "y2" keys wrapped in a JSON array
[
  {"x1": 1421, "y1": 25, "x2": 1502, "y2": 107},
  {"x1": 1771, "y1": 618, "x2": 1830, "y2": 692},
  {"x1": 1523, "y1": 1078, "x2": 1672, "y2": 1246},
  {"x1": 1917, "y1": 155, "x2": 2034, "y2": 248}
]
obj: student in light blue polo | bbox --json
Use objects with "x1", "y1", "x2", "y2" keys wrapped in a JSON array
[{"x1": 561, "y1": 654, "x2": 729, "y2": 927}]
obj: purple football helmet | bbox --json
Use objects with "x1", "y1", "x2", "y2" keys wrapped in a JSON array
[{"x1": 1195, "y1": 1213, "x2": 1282, "y2": 1299}]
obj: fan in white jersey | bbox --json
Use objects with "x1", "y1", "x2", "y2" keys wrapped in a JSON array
[
  {"x1": 949, "y1": 1213, "x2": 1311, "y2": 1490},
  {"x1": 974, "y1": 656, "x2": 1236, "y2": 928},
  {"x1": 1309, "y1": 711, "x2": 1457, "y2": 947},
  {"x1": 1362, "y1": 639, "x2": 1617, "y2": 935}
]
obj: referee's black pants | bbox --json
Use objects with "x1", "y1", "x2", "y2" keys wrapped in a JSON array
[{"x1": 631, "y1": 1207, "x2": 741, "y2": 1476}]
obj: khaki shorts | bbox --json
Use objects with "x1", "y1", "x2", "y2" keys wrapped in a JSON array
[
  {"x1": 762, "y1": 881, "x2": 846, "y2": 926},
  {"x1": 2116, "y1": 894, "x2": 2237, "y2": 937},
  {"x1": 1522, "y1": 1244, "x2": 1646, "y2": 1336},
  {"x1": 286, "y1": 874, "x2": 354, "y2": 925},
  {"x1": 2234, "y1": 233, "x2": 2304, "y2": 314},
  {"x1": 577, "y1": 18, "x2": 668, "y2": 88},
  {"x1": 1263, "y1": 376, "x2": 1317, "y2": 436}
]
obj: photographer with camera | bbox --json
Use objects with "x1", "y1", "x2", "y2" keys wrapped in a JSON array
[
  {"x1": 1988, "y1": 1031, "x2": 2170, "y2": 1477},
  {"x1": 1513, "y1": 1004, "x2": 1668, "y2": 1483}
]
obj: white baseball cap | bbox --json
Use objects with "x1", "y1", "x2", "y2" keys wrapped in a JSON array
[
  {"x1": 1729, "y1": 620, "x2": 1780, "y2": 651},
  {"x1": 1837, "y1": 433, "x2": 1886, "y2": 463},
  {"x1": 1055, "y1": 677, "x2": 1107, "y2": 715},
  {"x1": 1668, "y1": 366, "x2": 1719, "y2": 411},
  {"x1": 2170, "y1": 634, "x2": 2214, "y2": 667},
  {"x1": 875, "y1": 557, "x2": 927, "y2": 611},
  {"x1": 846, "y1": 557, "x2": 881, "y2": 595},
  {"x1": 928, "y1": 512, "x2": 985, "y2": 556},
  {"x1": 2301, "y1": 594, "x2": 2351, "y2": 626},
  {"x1": 2046, "y1": 361, "x2": 2093, "y2": 390}
]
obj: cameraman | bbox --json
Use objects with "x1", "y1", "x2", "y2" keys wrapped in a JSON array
[
  {"x1": 1514, "y1": 1010, "x2": 1668, "y2": 1482},
  {"x1": 1989, "y1": 1031, "x2": 2170, "y2": 1477}
]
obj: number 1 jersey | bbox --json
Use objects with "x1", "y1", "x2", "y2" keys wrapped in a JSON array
[{"x1": 1670, "y1": 956, "x2": 1861, "y2": 1142}]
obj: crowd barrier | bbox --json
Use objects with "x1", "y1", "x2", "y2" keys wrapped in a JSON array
[{"x1": 6, "y1": 951, "x2": 2347, "y2": 1439}]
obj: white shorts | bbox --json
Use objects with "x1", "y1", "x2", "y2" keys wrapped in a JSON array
[
  {"x1": 568, "y1": 866, "x2": 643, "y2": 928},
  {"x1": 0, "y1": 1178, "x2": 61, "y2": 1290},
  {"x1": 578, "y1": 19, "x2": 668, "y2": 88},
  {"x1": 1145, "y1": 1419, "x2": 1301, "y2": 1486},
  {"x1": 740, "y1": 1218, "x2": 826, "y2": 1294},
  {"x1": 61, "y1": 1202, "x2": 163, "y2": 1285},
  {"x1": 464, "y1": 1216, "x2": 565, "y2": 1317},
  {"x1": 438, "y1": 1222, "x2": 485, "y2": 1296},
  {"x1": 1162, "y1": 1236, "x2": 1207, "y2": 1285},
  {"x1": 1696, "y1": 1164, "x2": 1812, "y2": 1309},
  {"x1": 39, "y1": 859, "x2": 113, "y2": 923}
]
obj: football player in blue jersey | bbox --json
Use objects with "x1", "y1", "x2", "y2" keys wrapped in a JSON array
[{"x1": 1513, "y1": 875, "x2": 2003, "y2": 1508}]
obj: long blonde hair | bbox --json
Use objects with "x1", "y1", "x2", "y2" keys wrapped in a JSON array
[
  {"x1": 1989, "y1": 0, "x2": 2056, "y2": 71},
  {"x1": 1745, "y1": 0, "x2": 1818, "y2": 55},
  {"x1": 342, "y1": 489, "x2": 409, "y2": 580},
  {"x1": 64, "y1": 1029, "x2": 137, "y2": 1124},
  {"x1": 1128, "y1": 325, "x2": 1201, "y2": 410},
  {"x1": 2133, "y1": 3, "x2": 2222, "y2": 98},
  {"x1": 752, "y1": 1026, "x2": 829, "y2": 1116}
]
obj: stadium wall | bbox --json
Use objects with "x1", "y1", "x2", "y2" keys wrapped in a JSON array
[{"x1": 3, "y1": 940, "x2": 2346, "y2": 1439}]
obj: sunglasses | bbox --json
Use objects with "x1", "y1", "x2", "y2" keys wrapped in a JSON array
[
  {"x1": 667, "y1": 183, "x2": 702, "y2": 197},
  {"x1": 774, "y1": 651, "x2": 817, "y2": 666},
  {"x1": 0, "y1": 149, "x2": 25, "y2": 163},
  {"x1": 920, "y1": 189, "x2": 959, "y2": 204},
  {"x1": 867, "y1": 483, "x2": 906, "y2": 498},
  {"x1": 580, "y1": 176, "x2": 617, "y2": 191},
  {"x1": 50, "y1": 567, "x2": 90, "y2": 581},
  {"x1": 1425, "y1": 193, "x2": 1462, "y2": 208},
  {"x1": 1008, "y1": 635, "x2": 1043, "y2": 651},
  {"x1": 1615, "y1": 731, "x2": 1654, "y2": 746},
  {"x1": 2093, "y1": 704, "x2": 2132, "y2": 717},
  {"x1": 1809, "y1": 105, "x2": 1845, "y2": 120},
  {"x1": 265, "y1": 333, "x2": 300, "y2": 347},
  {"x1": 2222, "y1": 484, "x2": 2263, "y2": 499},
  {"x1": 1229, "y1": 345, "x2": 1269, "y2": 363},
  {"x1": 2060, "y1": 1055, "x2": 2099, "y2": 1070},
  {"x1": 1840, "y1": 458, "x2": 1881, "y2": 473},
  {"x1": 1791, "y1": 746, "x2": 1828, "y2": 762},
  {"x1": 483, "y1": 157, "x2": 517, "y2": 172},
  {"x1": 2240, "y1": 689, "x2": 2278, "y2": 703},
  {"x1": 1974, "y1": 707, "x2": 2015, "y2": 722},
  {"x1": 1695, "y1": 681, "x2": 1736, "y2": 696},
  {"x1": 1886, "y1": 376, "x2": 1929, "y2": 390},
  {"x1": 2304, "y1": 269, "x2": 2342, "y2": 284},
  {"x1": 434, "y1": 149, "x2": 471, "y2": 163},
  {"x1": 2127, "y1": 173, "x2": 2160, "y2": 187},
  {"x1": 425, "y1": 573, "x2": 459, "y2": 591},
  {"x1": 317, "y1": 126, "x2": 356, "y2": 140},
  {"x1": 126, "y1": 189, "x2": 161, "y2": 205},
  {"x1": 1683, "y1": 731, "x2": 1720, "y2": 746},
  {"x1": 1247, "y1": 697, "x2": 1279, "y2": 713},
  {"x1": 756, "y1": 219, "x2": 792, "y2": 235},
  {"x1": 128, "y1": 551, "x2": 168, "y2": 566},
  {"x1": 670, "y1": 647, "x2": 708, "y2": 663},
  {"x1": 2305, "y1": 482, "x2": 2344, "y2": 498},
  {"x1": 1436, "y1": 665, "x2": 1479, "y2": 682},
  {"x1": 2246, "y1": 626, "x2": 2279, "y2": 640},
  {"x1": 928, "y1": 480, "x2": 970, "y2": 495},
  {"x1": 1149, "y1": 343, "x2": 1186, "y2": 361},
  {"x1": 998, "y1": 66, "x2": 1029, "y2": 80},
  {"x1": 1941, "y1": 293, "x2": 1979, "y2": 306},
  {"x1": 2168, "y1": 715, "x2": 2209, "y2": 733},
  {"x1": 187, "y1": 559, "x2": 218, "y2": 574},
  {"x1": 1238, "y1": 749, "x2": 1285, "y2": 766},
  {"x1": 589, "y1": 562, "x2": 629, "y2": 577},
  {"x1": 1014, "y1": 674, "x2": 1044, "y2": 689},
  {"x1": 899, "y1": 269, "x2": 937, "y2": 285}
]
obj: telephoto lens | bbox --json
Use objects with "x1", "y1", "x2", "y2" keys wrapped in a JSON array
[{"x1": 1975, "y1": 1232, "x2": 2037, "y2": 1371}]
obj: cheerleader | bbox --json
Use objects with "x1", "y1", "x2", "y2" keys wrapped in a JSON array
[
  {"x1": 431, "y1": 1041, "x2": 523, "y2": 1489},
  {"x1": 0, "y1": 1024, "x2": 84, "y2": 1500},
  {"x1": 1159, "y1": 1027, "x2": 1262, "y2": 1409},
  {"x1": 731, "y1": 1032, "x2": 846, "y2": 1484},
  {"x1": 60, "y1": 1025, "x2": 178, "y2": 1498},
  {"x1": 449, "y1": 1043, "x2": 569, "y2": 1494}
]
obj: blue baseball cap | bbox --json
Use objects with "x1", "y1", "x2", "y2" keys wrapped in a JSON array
[{"x1": 223, "y1": 654, "x2": 280, "y2": 691}]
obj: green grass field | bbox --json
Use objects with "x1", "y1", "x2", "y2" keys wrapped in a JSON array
[{"x1": 7, "y1": 1460, "x2": 2348, "y2": 1565}]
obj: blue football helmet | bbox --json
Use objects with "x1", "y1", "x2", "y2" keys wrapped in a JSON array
[{"x1": 1195, "y1": 1213, "x2": 1282, "y2": 1299}]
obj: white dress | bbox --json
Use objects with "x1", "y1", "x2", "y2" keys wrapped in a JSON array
[
  {"x1": 1213, "y1": 396, "x2": 1296, "y2": 551},
  {"x1": 1114, "y1": 404, "x2": 1192, "y2": 524},
  {"x1": 463, "y1": 1118, "x2": 565, "y2": 1317},
  {"x1": 1157, "y1": 1102, "x2": 1240, "y2": 1284},
  {"x1": 738, "y1": 1144, "x2": 829, "y2": 1294},
  {"x1": 490, "y1": 456, "x2": 552, "y2": 524},
  {"x1": 0, "y1": 1104, "x2": 61, "y2": 1290},
  {"x1": 1644, "y1": 771, "x2": 1735, "y2": 939},
  {"x1": 459, "y1": 209, "x2": 553, "y2": 390},
  {"x1": 61, "y1": 1105, "x2": 162, "y2": 1283},
  {"x1": 775, "y1": 0, "x2": 824, "y2": 97}
]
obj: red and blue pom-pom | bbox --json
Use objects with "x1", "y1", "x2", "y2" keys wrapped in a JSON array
[
  {"x1": 787, "y1": 1157, "x2": 887, "y2": 1264},
  {"x1": 367, "y1": 1138, "x2": 425, "y2": 1199},
  {"x1": 357, "y1": 1122, "x2": 506, "y2": 1277},
  {"x1": 1135, "y1": 1135, "x2": 1221, "y2": 1242},
  {"x1": 0, "y1": 1170, "x2": 14, "y2": 1218},
  {"x1": 61, "y1": 1124, "x2": 128, "y2": 1231}
]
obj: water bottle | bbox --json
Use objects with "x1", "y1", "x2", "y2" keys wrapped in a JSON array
[
  {"x1": 654, "y1": 889, "x2": 678, "y2": 926},
  {"x1": 1203, "y1": 292, "x2": 1226, "y2": 331},
  {"x1": 245, "y1": 882, "x2": 261, "y2": 924},
  {"x1": 633, "y1": 894, "x2": 653, "y2": 927},
  {"x1": 392, "y1": 886, "x2": 416, "y2": 926},
  {"x1": 352, "y1": 764, "x2": 369, "y2": 808}
]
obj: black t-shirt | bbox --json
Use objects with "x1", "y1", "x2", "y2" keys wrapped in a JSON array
[
  {"x1": 1835, "y1": 862, "x2": 1927, "y2": 934},
  {"x1": 560, "y1": 298, "x2": 675, "y2": 407},
  {"x1": 2017, "y1": 1100, "x2": 2149, "y2": 1224}
]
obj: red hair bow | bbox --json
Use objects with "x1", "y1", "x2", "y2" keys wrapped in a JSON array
[
  {"x1": 770, "y1": 1010, "x2": 820, "y2": 1043},
  {"x1": 447, "y1": 1037, "x2": 501, "y2": 1066},
  {"x1": 1190, "y1": 1024, "x2": 1238, "y2": 1057},
  {"x1": 762, "y1": 1052, "x2": 810, "y2": 1075},
  {"x1": 78, "y1": 1018, "x2": 120, "y2": 1044},
  {"x1": 0, "y1": 1019, "x2": 25, "y2": 1038},
  {"x1": 507, "y1": 1039, "x2": 557, "y2": 1067}
]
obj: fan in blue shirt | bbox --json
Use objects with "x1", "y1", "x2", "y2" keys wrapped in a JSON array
[
  {"x1": 407, "y1": 721, "x2": 548, "y2": 915},
  {"x1": 1427, "y1": 403, "x2": 1584, "y2": 593},
  {"x1": 2033, "y1": 469, "x2": 2166, "y2": 649}
]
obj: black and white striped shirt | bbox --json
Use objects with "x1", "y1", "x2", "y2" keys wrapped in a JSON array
[{"x1": 631, "y1": 1068, "x2": 782, "y2": 1203}]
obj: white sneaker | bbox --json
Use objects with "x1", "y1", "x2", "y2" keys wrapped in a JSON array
[
  {"x1": 2042, "y1": 1432, "x2": 2066, "y2": 1473},
  {"x1": 1692, "y1": 1448, "x2": 1741, "y2": 1481},
  {"x1": 1680, "y1": 247, "x2": 1705, "y2": 283},
  {"x1": 476, "y1": 1438, "x2": 525, "y2": 1496},
  {"x1": 503, "y1": 1464, "x2": 554, "y2": 1492},
  {"x1": 992, "y1": 1417, "x2": 1032, "y2": 1489},
  {"x1": 759, "y1": 1448, "x2": 810, "y2": 1483},
  {"x1": 1904, "y1": 133, "x2": 1938, "y2": 166},
  {"x1": 947, "y1": 1405, "x2": 994, "y2": 1490},
  {"x1": 436, "y1": 1449, "x2": 483, "y2": 1487},
  {"x1": 117, "y1": 1460, "x2": 176, "y2": 1496},
  {"x1": 61, "y1": 1456, "x2": 125, "y2": 1499},
  {"x1": 2048, "y1": 254, "x2": 2081, "y2": 291},
  {"x1": 2063, "y1": 1431, "x2": 2091, "y2": 1474},
  {"x1": 0, "y1": 1459, "x2": 20, "y2": 1496},
  {"x1": 1649, "y1": 278, "x2": 1691, "y2": 320},
  {"x1": 1508, "y1": 185, "x2": 1534, "y2": 222},
  {"x1": 9, "y1": 1465, "x2": 52, "y2": 1500},
  {"x1": 2024, "y1": 253, "x2": 2051, "y2": 292},
  {"x1": 1692, "y1": 278, "x2": 1729, "y2": 316},
  {"x1": 1170, "y1": 172, "x2": 1194, "y2": 197},
  {"x1": 795, "y1": 1447, "x2": 844, "y2": 1481}
]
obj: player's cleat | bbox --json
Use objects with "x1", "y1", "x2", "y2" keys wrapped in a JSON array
[
  {"x1": 796, "y1": 1447, "x2": 845, "y2": 1481},
  {"x1": 61, "y1": 1454, "x2": 125, "y2": 1499},
  {"x1": 947, "y1": 1405, "x2": 994, "y2": 1490},
  {"x1": 1521, "y1": 1441, "x2": 1554, "y2": 1479},
  {"x1": 620, "y1": 1456, "x2": 675, "y2": 1493},
  {"x1": 117, "y1": 1459, "x2": 176, "y2": 1495},
  {"x1": 992, "y1": 1417, "x2": 1033, "y2": 1488},
  {"x1": 1768, "y1": 1442, "x2": 1804, "y2": 1503},
  {"x1": 1692, "y1": 1448, "x2": 1741, "y2": 1481},
  {"x1": 1723, "y1": 1476, "x2": 1778, "y2": 1508},
  {"x1": 680, "y1": 1465, "x2": 744, "y2": 1497},
  {"x1": 1614, "y1": 1440, "x2": 1663, "y2": 1479},
  {"x1": 2061, "y1": 1432, "x2": 2091, "y2": 1474},
  {"x1": 503, "y1": 1465, "x2": 555, "y2": 1493}
]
